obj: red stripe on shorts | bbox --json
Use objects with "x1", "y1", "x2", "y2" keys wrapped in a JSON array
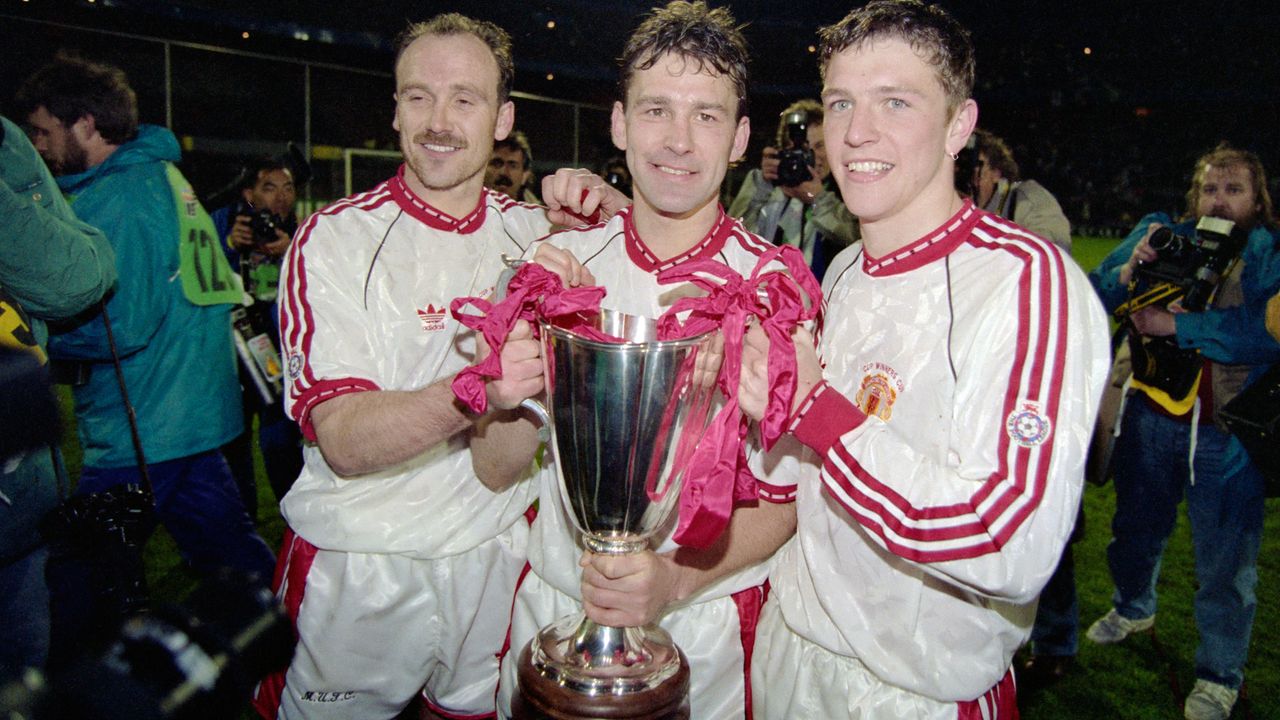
[
  {"x1": 956, "y1": 665, "x2": 1019, "y2": 720},
  {"x1": 251, "y1": 527, "x2": 320, "y2": 720}
]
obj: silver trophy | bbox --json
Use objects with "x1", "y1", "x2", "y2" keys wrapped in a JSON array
[{"x1": 518, "y1": 308, "x2": 717, "y2": 697}]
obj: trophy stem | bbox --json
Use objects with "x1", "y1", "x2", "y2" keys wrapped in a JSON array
[
  {"x1": 527, "y1": 611, "x2": 682, "y2": 695},
  {"x1": 581, "y1": 534, "x2": 648, "y2": 555}
]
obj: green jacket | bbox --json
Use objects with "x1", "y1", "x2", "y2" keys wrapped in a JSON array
[
  {"x1": 0, "y1": 115, "x2": 116, "y2": 561},
  {"x1": 48, "y1": 125, "x2": 243, "y2": 468}
]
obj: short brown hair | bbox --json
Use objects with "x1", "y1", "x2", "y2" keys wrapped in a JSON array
[
  {"x1": 971, "y1": 128, "x2": 1019, "y2": 181},
  {"x1": 15, "y1": 53, "x2": 138, "y2": 145},
  {"x1": 818, "y1": 0, "x2": 974, "y2": 113},
  {"x1": 493, "y1": 130, "x2": 533, "y2": 169},
  {"x1": 395, "y1": 14, "x2": 515, "y2": 103},
  {"x1": 618, "y1": 1, "x2": 750, "y2": 120},
  {"x1": 1184, "y1": 142, "x2": 1274, "y2": 227}
]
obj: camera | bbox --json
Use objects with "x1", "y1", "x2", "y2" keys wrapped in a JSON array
[
  {"x1": 233, "y1": 200, "x2": 297, "y2": 248},
  {"x1": 1134, "y1": 216, "x2": 1247, "y2": 312},
  {"x1": 1, "y1": 570, "x2": 292, "y2": 720},
  {"x1": 775, "y1": 110, "x2": 816, "y2": 188},
  {"x1": 1126, "y1": 216, "x2": 1249, "y2": 400}
]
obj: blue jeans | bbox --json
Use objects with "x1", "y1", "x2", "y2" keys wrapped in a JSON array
[
  {"x1": 1106, "y1": 400, "x2": 1264, "y2": 689},
  {"x1": 1030, "y1": 543, "x2": 1078, "y2": 657},
  {"x1": 0, "y1": 545, "x2": 50, "y2": 678},
  {"x1": 79, "y1": 449, "x2": 277, "y2": 580}
]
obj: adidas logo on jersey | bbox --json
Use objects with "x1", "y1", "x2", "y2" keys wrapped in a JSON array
[{"x1": 417, "y1": 304, "x2": 448, "y2": 333}]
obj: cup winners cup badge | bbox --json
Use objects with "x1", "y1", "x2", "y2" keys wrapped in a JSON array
[{"x1": 1006, "y1": 401, "x2": 1052, "y2": 448}]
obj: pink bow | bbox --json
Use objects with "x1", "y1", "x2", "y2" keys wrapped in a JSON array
[
  {"x1": 656, "y1": 245, "x2": 821, "y2": 548},
  {"x1": 450, "y1": 263, "x2": 607, "y2": 414}
]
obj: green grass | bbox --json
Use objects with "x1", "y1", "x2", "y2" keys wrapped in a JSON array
[{"x1": 56, "y1": 236, "x2": 1279, "y2": 718}]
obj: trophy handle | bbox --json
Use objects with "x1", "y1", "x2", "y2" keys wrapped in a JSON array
[{"x1": 520, "y1": 398, "x2": 551, "y2": 444}]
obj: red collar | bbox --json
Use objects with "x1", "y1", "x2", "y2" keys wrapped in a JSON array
[
  {"x1": 388, "y1": 165, "x2": 488, "y2": 234},
  {"x1": 862, "y1": 200, "x2": 981, "y2": 276},
  {"x1": 623, "y1": 205, "x2": 734, "y2": 273}
]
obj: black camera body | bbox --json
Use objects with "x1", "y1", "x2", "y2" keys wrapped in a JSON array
[
  {"x1": 1135, "y1": 216, "x2": 1247, "y2": 312},
  {"x1": 233, "y1": 200, "x2": 297, "y2": 248},
  {"x1": 776, "y1": 110, "x2": 816, "y2": 188}
]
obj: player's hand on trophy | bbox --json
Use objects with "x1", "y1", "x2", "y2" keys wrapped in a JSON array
[
  {"x1": 693, "y1": 331, "x2": 725, "y2": 391},
  {"x1": 739, "y1": 324, "x2": 822, "y2": 422},
  {"x1": 542, "y1": 168, "x2": 631, "y2": 227},
  {"x1": 532, "y1": 243, "x2": 596, "y2": 288},
  {"x1": 477, "y1": 319, "x2": 544, "y2": 410},
  {"x1": 579, "y1": 550, "x2": 680, "y2": 627}
]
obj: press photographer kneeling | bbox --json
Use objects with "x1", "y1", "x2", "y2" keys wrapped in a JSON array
[{"x1": 1087, "y1": 143, "x2": 1280, "y2": 720}]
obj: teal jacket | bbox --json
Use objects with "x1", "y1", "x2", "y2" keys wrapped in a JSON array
[
  {"x1": 48, "y1": 125, "x2": 243, "y2": 469},
  {"x1": 0, "y1": 115, "x2": 116, "y2": 561},
  {"x1": 1091, "y1": 213, "x2": 1280, "y2": 365}
]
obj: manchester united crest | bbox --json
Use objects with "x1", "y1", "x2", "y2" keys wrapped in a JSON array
[
  {"x1": 1006, "y1": 401, "x2": 1052, "y2": 447},
  {"x1": 855, "y1": 364, "x2": 903, "y2": 421}
]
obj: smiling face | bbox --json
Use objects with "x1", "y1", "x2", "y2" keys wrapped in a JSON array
[
  {"x1": 392, "y1": 32, "x2": 514, "y2": 209},
  {"x1": 821, "y1": 37, "x2": 976, "y2": 248},
  {"x1": 611, "y1": 52, "x2": 749, "y2": 225}
]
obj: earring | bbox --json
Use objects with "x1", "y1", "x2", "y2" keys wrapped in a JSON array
[{"x1": 948, "y1": 151, "x2": 959, "y2": 161}]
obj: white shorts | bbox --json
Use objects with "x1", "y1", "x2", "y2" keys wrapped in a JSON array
[
  {"x1": 752, "y1": 599, "x2": 1017, "y2": 720},
  {"x1": 495, "y1": 569, "x2": 765, "y2": 720},
  {"x1": 254, "y1": 522, "x2": 529, "y2": 720}
]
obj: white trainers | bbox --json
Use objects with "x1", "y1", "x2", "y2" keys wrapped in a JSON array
[
  {"x1": 1183, "y1": 679, "x2": 1238, "y2": 720},
  {"x1": 1085, "y1": 608, "x2": 1155, "y2": 644}
]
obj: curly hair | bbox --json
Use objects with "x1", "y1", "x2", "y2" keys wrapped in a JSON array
[
  {"x1": 618, "y1": 1, "x2": 750, "y2": 120},
  {"x1": 818, "y1": 0, "x2": 974, "y2": 113},
  {"x1": 971, "y1": 128, "x2": 1020, "y2": 181},
  {"x1": 1183, "y1": 142, "x2": 1274, "y2": 227},
  {"x1": 15, "y1": 53, "x2": 138, "y2": 145},
  {"x1": 395, "y1": 13, "x2": 515, "y2": 103}
]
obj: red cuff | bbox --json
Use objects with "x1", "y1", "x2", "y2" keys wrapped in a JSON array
[
  {"x1": 788, "y1": 381, "x2": 866, "y2": 455},
  {"x1": 292, "y1": 378, "x2": 381, "y2": 442}
]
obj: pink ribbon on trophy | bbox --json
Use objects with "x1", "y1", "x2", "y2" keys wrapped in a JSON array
[
  {"x1": 655, "y1": 244, "x2": 821, "y2": 549},
  {"x1": 450, "y1": 263, "x2": 608, "y2": 414}
]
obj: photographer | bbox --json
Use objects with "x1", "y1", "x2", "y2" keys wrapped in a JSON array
[
  {"x1": 1086, "y1": 144, "x2": 1280, "y2": 720},
  {"x1": 0, "y1": 113, "x2": 116, "y2": 678},
  {"x1": 210, "y1": 158, "x2": 303, "y2": 513},
  {"x1": 484, "y1": 130, "x2": 541, "y2": 204},
  {"x1": 15, "y1": 56, "x2": 275, "y2": 633},
  {"x1": 727, "y1": 98, "x2": 858, "y2": 280},
  {"x1": 969, "y1": 128, "x2": 1072, "y2": 250}
]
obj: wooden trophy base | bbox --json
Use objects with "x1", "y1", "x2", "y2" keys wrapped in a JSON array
[{"x1": 511, "y1": 643, "x2": 690, "y2": 720}]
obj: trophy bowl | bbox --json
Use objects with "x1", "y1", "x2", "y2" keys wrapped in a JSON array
[{"x1": 517, "y1": 307, "x2": 716, "y2": 703}]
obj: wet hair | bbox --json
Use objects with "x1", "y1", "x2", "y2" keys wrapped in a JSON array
[
  {"x1": 395, "y1": 14, "x2": 515, "y2": 103},
  {"x1": 1184, "y1": 142, "x2": 1274, "y2": 227},
  {"x1": 15, "y1": 53, "x2": 138, "y2": 145},
  {"x1": 618, "y1": 1, "x2": 750, "y2": 120},
  {"x1": 493, "y1": 130, "x2": 533, "y2": 169},
  {"x1": 818, "y1": 0, "x2": 974, "y2": 113},
  {"x1": 971, "y1": 128, "x2": 1019, "y2": 181}
]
